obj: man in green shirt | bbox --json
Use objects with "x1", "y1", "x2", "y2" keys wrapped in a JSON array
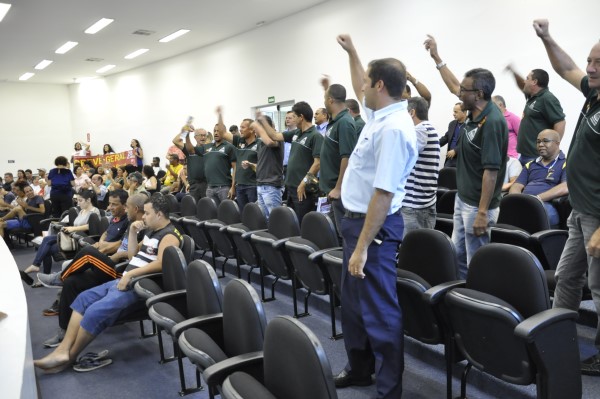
[
  {"x1": 187, "y1": 123, "x2": 236, "y2": 205},
  {"x1": 506, "y1": 64, "x2": 566, "y2": 164},
  {"x1": 425, "y1": 34, "x2": 508, "y2": 279},
  {"x1": 345, "y1": 99, "x2": 366, "y2": 138},
  {"x1": 320, "y1": 79, "x2": 358, "y2": 241},
  {"x1": 173, "y1": 126, "x2": 208, "y2": 201},
  {"x1": 259, "y1": 101, "x2": 323, "y2": 224}
]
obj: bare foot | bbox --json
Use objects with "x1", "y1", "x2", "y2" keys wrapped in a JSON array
[
  {"x1": 24, "y1": 265, "x2": 40, "y2": 274},
  {"x1": 34, "y1": 352, "x2": 70, "y2": 370},
  {"x1": 43, "y1": 362, "x2": 73, "y2": 374}
]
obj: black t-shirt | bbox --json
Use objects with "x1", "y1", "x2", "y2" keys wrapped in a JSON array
[{"x1": 256, "y1": 140, "x2": 284, "y2": 187}]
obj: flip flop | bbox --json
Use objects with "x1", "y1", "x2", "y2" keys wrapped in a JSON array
[
  {"x1": 19, "y1": 271, "x2": 33, "y2": 285},
  {"x1": 72, "y1": 358, "x2": 113, "y2": 372},
  {"x1": 75, "y1": 349, "x2": 109, "y2": 365}
]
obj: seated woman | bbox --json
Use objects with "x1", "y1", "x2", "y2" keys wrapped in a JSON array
[
  {"x1": 142, "y1": 165, "x2": 158, "y2": 195},
  {"x1": 108, "y1": 167, "x2": 126, "y2": 191},
  {"x1": 21, "y1": 189, "x2": 100, "y2": 276},
  {"x1": 73, "y1": 165, "x2": 91, "y2": 193},
  {"x1": 0, "y1": 181, "x2": 45, "y2": 238}
]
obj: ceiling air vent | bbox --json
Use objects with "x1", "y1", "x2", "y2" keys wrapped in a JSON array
[
  {"x1": 85, "y1": 58, "x2": 104, "y2": 62},
  {"x1": 132, "y1": 29, "x2": 155, "y2": 36}
]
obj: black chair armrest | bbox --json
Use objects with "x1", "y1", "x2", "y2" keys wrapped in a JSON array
[
  {"x1": 529, "y1": 230, "x2": 569, "y2": 270},
  {"x1": 203, "y1": 351, "x2": 265, "y2": 388},
  {"x1": 308, "y1": 247, "x2": 343, "y2": 264},
  {"x1": 241, "y1": 229, "x2": 267, "y2": 241},
  {"x1": 129, "y1": 272, "x2": 162, "y2": 287},
  {"x1": 172, "y1": 313, "x2": 224, "y2": 339},
  {"x1": 272, "y1": 237, "x2": 291, "y2": 250},
  {"x1": 514, "y1": 308, "x2": 578, "y2": 342},
  {"x1": 39, "y1": 218, "x2": 61, "y2": 231},
  {"x1": 145, "y1": 289, "x2": 187, "y2": 308},
  {"x1": 115, "y1": 261, "x2": 129, "y2": 274},
  {"x1": 423, "y1": 280, "x2": 466, "y2": 305}
]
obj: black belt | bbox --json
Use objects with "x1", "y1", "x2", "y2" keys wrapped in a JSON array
[{"x1": 344, "y1": 210, "x2": 366, "y2": 219}]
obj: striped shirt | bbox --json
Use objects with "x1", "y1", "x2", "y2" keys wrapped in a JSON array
[
  {"x1": 403, "y1": 121, "x2": 440, "y2": 209},
  {"x1": 128, "y1": 223, "x2": 182, "y2": 268}
]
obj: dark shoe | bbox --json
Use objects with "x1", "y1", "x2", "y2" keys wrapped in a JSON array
[
  {"x1": 43, "y1": 328, "x2": 65, "y2": 348},
  {"x1": 42, "y1": 299, "x2": 60, "y2": 316},
  {"x1": 581, "y1": 354, "x2": 600, "y2": 376},
  {"x1": 333, "y1": 369, "x2": 373, "y2": 388},
  {"x1": 19, "y1": 270, "x2": 34, "y2": 285}
]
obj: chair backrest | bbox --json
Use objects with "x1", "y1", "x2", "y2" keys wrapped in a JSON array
[
  {"x1": 181, "y1": 234, "x2": 195, "y2": 263},
  {"x1": 87, "y1": 212, "x2": 102, "y2": 236},
  {"x1": 397, "y1": 229, "x2": 459, "y2": 287},
  {"x1": 197, "y1": 197, "x2": 218, "y2": 221},
  {"x1": 269, "y1": 206, "x2": 300, "y2": 238},
  {"x1": 44, "y1": 199, "x2": 53, "y2": 217},
  {"x1": 241, "y1": 202, "x2": 267, "y2": 231},
  {"x1": 164, "y1": 193, "x2": 180, "y2": 214},
  {"x1": 300, "y1": 212, "x2": 338, "y2": 250},
  {"x1": 217, "y1": 200, "x2": 241, "y2": 225},
  {"x1": 322, "y1": 250, "x2": 343, "y2": 299},
  {"x1": 466, "y1": 243, "x2": 550, "y2": 318},
  {"x1": 438, "y1": 167, "x2": 457, "y2": 190},
  {"x1": 263, "y1": 316, "x2": 337, "y2": 399},
  {"x1": 161, "y1": 246, "x2": 188, "y2": 291},
  {"x1": 223, "y1": 279, "x2": 267, "y2": 357},
  {"x1": 498, "y1": 194, "x2": 550, "y2": 234},
  {"x1": 68, "y1": 207, "x2": 79, "y2": 225},
  {"x1": 436, "y1": 189, "x2": 457, "y2": 216},
  {"x1": 187, "y1": 260, "x2": 224, "y2": 317},
  {"x1": 180, "y1": 195, "x2": 197, "y2": 217},
  {"x1": 99, "y1": 216, "x2": 110, "y2": 235}
]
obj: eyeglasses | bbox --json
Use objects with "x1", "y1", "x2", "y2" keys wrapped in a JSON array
[
  {"x1": 459, "y1": 86, "x2": 479, "y2": 94},
  {"x1": 536, "y1": 138, "x2": 558, "y2": 145}
]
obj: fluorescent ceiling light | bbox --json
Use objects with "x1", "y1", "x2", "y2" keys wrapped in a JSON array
[
  {"x1": 0, "y1": 3, "x2": 11, "y2": 23},
  {"x1": 19, "y1": 72, "x2": 34, "y2": 81},
  {"x1": 124, "y1": 48, "x2": 149, "y2": 59},
  {"x1": 96, "y1": 64, "x2": 116, "y2": 73},
  {"x1": 85, "y1": 18, "x2": 114, "y2": 34},
  {"x1": 34, "y1": 59, "x2": 53, "y2": 70},
  {"x1": 159, "y1": 29, "x2": 190, "y2": 43},
  {"x1": 55, "y1": 41, "x2": 78, "y2": 54}
]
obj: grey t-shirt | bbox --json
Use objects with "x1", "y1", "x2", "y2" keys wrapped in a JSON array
[{"x1": 256, "y1": 140, "x2": 284, "y2": 187}]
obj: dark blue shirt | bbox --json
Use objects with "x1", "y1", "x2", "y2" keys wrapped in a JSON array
[
  {"x1": 48, "y1": 168, "x2": 74, "y2": 194},
  {"x1": 105, "y1": 215, "x2": 129, "y2": 242},
  {"x1": 516, "y1": 151, "x2": 566, "y2": 196},
  {"x1": 449, "y1": 123, "x2": 463, "y2": 150}
]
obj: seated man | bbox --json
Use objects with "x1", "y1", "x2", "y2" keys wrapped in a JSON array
[
  {"x1": 160, "y1": 154, "x2": 183, "y2": 194},
  {"x1": 38, "y1": 193, "x2": 145, "y2": 348},
  {"x1": 502, "y1": 156, "x2": 523, "y2": 192},
  {"x1": 0, "y1": 185, "x2": 16, "y2": 214},
  {"x1": 508, "y1": 129, "x2": 567, "y2": 227},
  {"x1": 0, "y1": 181, "x2": 45, "y2": 238},
  {"x1": 34, "y1": 195, "x2": 182, "y2": 373}
]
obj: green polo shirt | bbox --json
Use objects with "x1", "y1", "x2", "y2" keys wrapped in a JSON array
[
  {"x1": 319, "y1": 109, "x2": 357, "y2": 193},
  {"x1": 231, "y1": 136, "x2": 259, "y2": 186},
  {"x1": 283, "y1": 126, "x2": 323, "y2": 188},
  {"x1": 456, "y1": 101, "x2": 508, "y2": 209},
  {"x1": 195, "y1": 141, "x2": 236, "y2": 187},
  {"x1": 566, "y1": 76, "x2": 600, "y2": 217},
  {"x1": 181, "y1": 146, "x2": 205, "y2": 183},
  {"x1": 517, "y1": 88, "x2": 565, "y2": 158},
  {"x1": 354, "y1": 115, "x2": 366, "y2": 138}
]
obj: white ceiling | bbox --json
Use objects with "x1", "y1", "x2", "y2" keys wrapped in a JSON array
[{"x1": 0, "y1": 0, "x2": 327, "y2": 85}]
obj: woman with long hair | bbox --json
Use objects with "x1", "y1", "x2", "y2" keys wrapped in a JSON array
[
  {"x1": 71, "y1": 142, "x2": 90, "y2": 164},
  {"x1": 130, "y1": 139, "x2": 143, "y2": 172},
  {"x1": 103, "y1": 144, "x2": 116, "y2": 154},
  {"x1": 142, "y1": 165, "x2": 158, "y2": 195},
  {"x1": 21, "y1": 189, "x2": 100, "y2": 276},
  {"x1": 47, "y1": 156, "x2": 75, "y2": 217}
]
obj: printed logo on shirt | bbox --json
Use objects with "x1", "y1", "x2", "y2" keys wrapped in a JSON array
[
  {"x1": 299, "y1": 137, "x2": 308, "y2": 145},
  {"x1": 528, "y1": 100, "x2": 538, "y2": 111},
  {"x1": 591, "y1": 111, "x2": 600, "y2": 127},
  {"x1": 239, "y1": 143, "x2": 246, "y2": 149},
  {"x1": 465, "y1": 127, "x2": 479, "y2": 142},
  {"x1": 292, "y1": 135, "x2": 298, "y2": 142},
  {"x1": 219, "y1": 147, "x2": 226, "y2": 153},
  {"x1": 326, "y1": 127, "x2": 332, "y2": 137}
]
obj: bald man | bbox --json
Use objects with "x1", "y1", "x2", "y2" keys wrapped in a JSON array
[{"x1": 509, "y1": 129, "x2": 567, "y2": 227}]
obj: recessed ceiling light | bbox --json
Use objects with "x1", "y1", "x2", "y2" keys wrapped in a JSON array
[
  {"x1": 0, "y1": 3, "x2": 11, "y2": 23},
  {"x1": 96, "y1": 64, "x2": 116, "y2": 73},
  {"x1": 55, "y1": 41, "x2": 78, "y2": 54},
  {"x1": 159, "y1": 29, "x2": 190, "y2": 43},
  {"x1": 85, "y1": 18, "x2": 114, "y2": 34},
  {"x1": 19, "y1": 72, "x2": 34, "y2": 81},
  {"x1": 124, "y1": 48, "x2": 149, "y2": 59},
  {"x1": 34, "y1": 59, "x2": 53, "y2": 70}
]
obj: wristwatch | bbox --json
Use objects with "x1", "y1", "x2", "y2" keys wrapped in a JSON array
[{"x1": 303, "y1": 177, "x2": 309, "y2": 184}]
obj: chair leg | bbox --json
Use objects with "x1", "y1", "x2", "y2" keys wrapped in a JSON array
[
  {"x1": 139, "y1": 320, "x2": 157, "y2": 339},
  {"x1": 293, "y1": 280, "x2": 309, "y2": 318},
  {"x1": 177, "y1": 349, "x2": 203, "y2": 396},
  {"x1": 444, "y1": 337, "x2": 454, "y2": 399},
  {"x1": 459, "y1": 363, "x2": 472, "y2": 399},
  {"x1": 329, "y1": 290, "x2": 343, "y2": 340},
  {"x1": 260, "y1": 266, "x2": 275, "y2": 302}
]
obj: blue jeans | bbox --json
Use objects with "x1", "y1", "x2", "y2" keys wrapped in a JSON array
[
  {"x1": 236, "y1": 184, "x2": 257, "y2": 212},
  {"x1": 553, "y1": 211, "x2": 600, "y2": 348},
  {"x1": 543, "y1": 202, "x2": 560, "y2": 228},
  {"x1": 256, "y1": 185, "x2": 283, "y2": 220},
  {"x1": 33, "y1": 235, "x2": 60, "y2": 273},
  {"x1": 71, "y1": 279, "x2": 141, "y2": 336},
  {"x1": 401, "y1": 205, "x2": 436, "y2": 238},
  {"x1": 452, "y1": 195, "x2": 499, "y2": 279}
]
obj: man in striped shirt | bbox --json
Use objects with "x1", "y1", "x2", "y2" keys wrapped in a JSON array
[{"x1": 401, "y1": 96, "x2": 440, "y2": 237}]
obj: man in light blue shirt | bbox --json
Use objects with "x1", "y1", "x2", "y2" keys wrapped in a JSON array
[{"x1": 335, "y1": 34, "x2": 417, "y2": 399}]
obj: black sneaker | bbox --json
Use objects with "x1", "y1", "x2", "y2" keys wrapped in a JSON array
[{"x1": 581, "y1": 354, "x2": 600, "y2": 376}]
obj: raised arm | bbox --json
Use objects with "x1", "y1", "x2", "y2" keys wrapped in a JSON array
[
  {"x1": 252, "y1": 120, "x2": 279, "y2": 147},
  {"x1": 216, "y1": 106, "x2": 234, "y2": 143},
  {"x1": 533, "y1": 19, "x2": 586, "y2": 91},
  {"x1": 505, "y1": 64, "x2": 526, "y2": 92},
  {"x1": 407, "y1": 72, "x2": 432, "y2": 104},
  {"x1": 255, "y1": 115, "x2": 284, "y2": 142},
  {"x1": 424, "y1": 35, "x2": 461, "y2": 96},
  {"x1": 337, "y1": 34, "x2": 366, "y2": 104}
]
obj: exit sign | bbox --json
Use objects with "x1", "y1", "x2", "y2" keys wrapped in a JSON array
[{"x1": 268, "y1": 96, "x2": 275, "y2": 104}]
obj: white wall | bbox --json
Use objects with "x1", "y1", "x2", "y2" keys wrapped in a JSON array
[
  {"x1": 0, "y1": 82, "x2": 72, "y2": 174},
  {"x1": 3, "y1": 0, "x2": 597, "y2": 172}
]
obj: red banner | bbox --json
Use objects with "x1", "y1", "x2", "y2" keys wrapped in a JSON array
[{"x1": 73, "y1": 150, "x2": 137, "y2": 170}]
